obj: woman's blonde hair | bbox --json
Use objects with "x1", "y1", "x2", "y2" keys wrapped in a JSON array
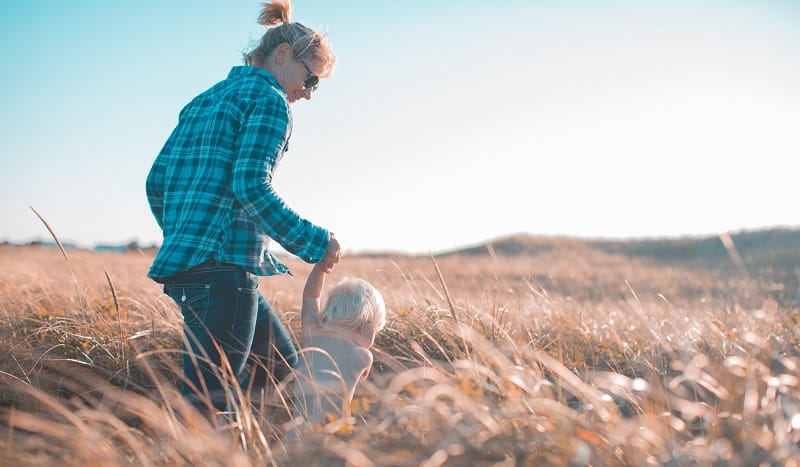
[
  {"x1": 321, "y1": 278, "x2": 386, "y2": 333},
  {"x1": 244, "y1": 0, "x2": 336, "y2": 77}
]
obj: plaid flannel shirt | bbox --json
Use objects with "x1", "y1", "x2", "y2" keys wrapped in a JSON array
[{"x1": 146, "y1": 66, "x2": 329, "y2": 281}]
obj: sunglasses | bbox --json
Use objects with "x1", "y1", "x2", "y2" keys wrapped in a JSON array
[{"x1": 299, "y1": 58, "x2": 320, "y2": 92}]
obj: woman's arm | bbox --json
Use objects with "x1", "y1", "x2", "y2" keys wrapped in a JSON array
[
  {"x1": 230, "y1": 94, "x2": 330, "y2": 264},
  {"x1": 145, "y1": 155, "x2": 167, "y2": 229}
]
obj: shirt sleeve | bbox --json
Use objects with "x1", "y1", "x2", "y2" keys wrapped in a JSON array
[{"x1": 231, "y1": 94, "x2": 330, "y2": 263}]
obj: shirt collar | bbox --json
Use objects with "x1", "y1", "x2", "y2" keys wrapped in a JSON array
[{"x1": 228, "y1": 66, "x2": 286, "y2": 97}]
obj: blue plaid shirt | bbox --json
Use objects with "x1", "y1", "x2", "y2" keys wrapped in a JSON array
[{"x1": 146, "y1": 66, "x2": 330, "y2": 281}]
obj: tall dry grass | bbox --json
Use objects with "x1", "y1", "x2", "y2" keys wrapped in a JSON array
[{"x1": 1, "y1": 244, "x2": 799, "y2": 466}]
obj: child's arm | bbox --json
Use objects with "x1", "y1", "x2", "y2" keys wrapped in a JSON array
[
  {"x1": 301, "y1": 262, "x2": 327, "y2": 326},
  {"x1": 301, "y1": 236, "x2": 341, "y2": 335}
]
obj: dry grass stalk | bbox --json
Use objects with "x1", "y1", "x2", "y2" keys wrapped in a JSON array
[{"x1": 0, "y1": 245, "x2": 798, "y2": 465}]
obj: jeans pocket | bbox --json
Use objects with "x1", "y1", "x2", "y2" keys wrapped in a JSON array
[
  {"x1": 231, "y1": 273, "x2": 258, "y2": 325},
  {"x1": 166, "y1": 283, "x2": 212, "y2": 325},
  {"x1": 237, "y1": 270, "x2": 259, "y2": 293}
]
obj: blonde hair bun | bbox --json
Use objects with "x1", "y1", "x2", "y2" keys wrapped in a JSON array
[{"x1": 258, "y1": 0, "x2": 292, "y2": 26}]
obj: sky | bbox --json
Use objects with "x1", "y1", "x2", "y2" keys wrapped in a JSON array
[{"x1": 1, "y1": 0, "x2": 798, "y2": 255}]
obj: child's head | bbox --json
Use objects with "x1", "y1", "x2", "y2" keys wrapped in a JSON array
[{"x1": 320, "y1": 277, "x2": 386, "y2": 348}]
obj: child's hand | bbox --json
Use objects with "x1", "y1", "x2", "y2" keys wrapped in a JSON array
[{"x1": 321, "y1": 235, "x2": 341, "y2": 272}]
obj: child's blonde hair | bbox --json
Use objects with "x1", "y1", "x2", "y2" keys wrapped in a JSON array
[{"x1": 320, "y1": 277, "x2": 386, "y2": 333}]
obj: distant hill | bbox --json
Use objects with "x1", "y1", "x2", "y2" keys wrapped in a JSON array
[
  {"x1": 440, "y1": 227, "x2": 800, "y2": 304},
  {"x1": 442, "y1": 228, "x2": 800, "y2": 266},
  {"x1": 596, "y1": 229, "x2": 799, "y2": 275}
]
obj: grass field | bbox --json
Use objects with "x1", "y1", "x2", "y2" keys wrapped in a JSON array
[{"x1": 1, "y1": 243, "x2": 798, "y2": 466}]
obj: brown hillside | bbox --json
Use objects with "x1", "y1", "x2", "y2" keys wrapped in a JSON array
[{"x1": 438, "y1": 228, "x2": 800, "y2": 304}]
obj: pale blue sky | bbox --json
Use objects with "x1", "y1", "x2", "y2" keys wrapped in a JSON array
[{"x1": 1, "y1": 1, "x2": 798, "y2": 254}]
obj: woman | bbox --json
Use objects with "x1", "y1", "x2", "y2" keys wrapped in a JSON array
[{"x1": 145, "y1": 0, "x2": 341, "y2": 413}]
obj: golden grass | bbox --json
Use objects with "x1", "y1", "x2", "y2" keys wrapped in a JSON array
[{"x1": 1, "y1": 244, "x2": 799, "y2": 466}]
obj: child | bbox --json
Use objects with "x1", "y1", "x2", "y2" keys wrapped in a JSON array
[{"x1": 292, "y1": 257, "x2": 386, "y2": 425}]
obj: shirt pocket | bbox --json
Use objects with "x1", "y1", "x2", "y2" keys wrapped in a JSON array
[{"x1": 165, "y1": 283, "x2": 212, "y2": 325}]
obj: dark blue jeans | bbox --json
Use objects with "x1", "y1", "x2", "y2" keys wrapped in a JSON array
[{"x1": 162, "y1": 261, "x2": 298, "y2": 412}]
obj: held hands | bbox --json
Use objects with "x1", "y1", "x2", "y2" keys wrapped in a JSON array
[
  {"x1": 321, "y1": 234, "x2": 341, "y2": 273},
  {"x1": 303, "y1": 234, "x2": 338, "y2": 301}
]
